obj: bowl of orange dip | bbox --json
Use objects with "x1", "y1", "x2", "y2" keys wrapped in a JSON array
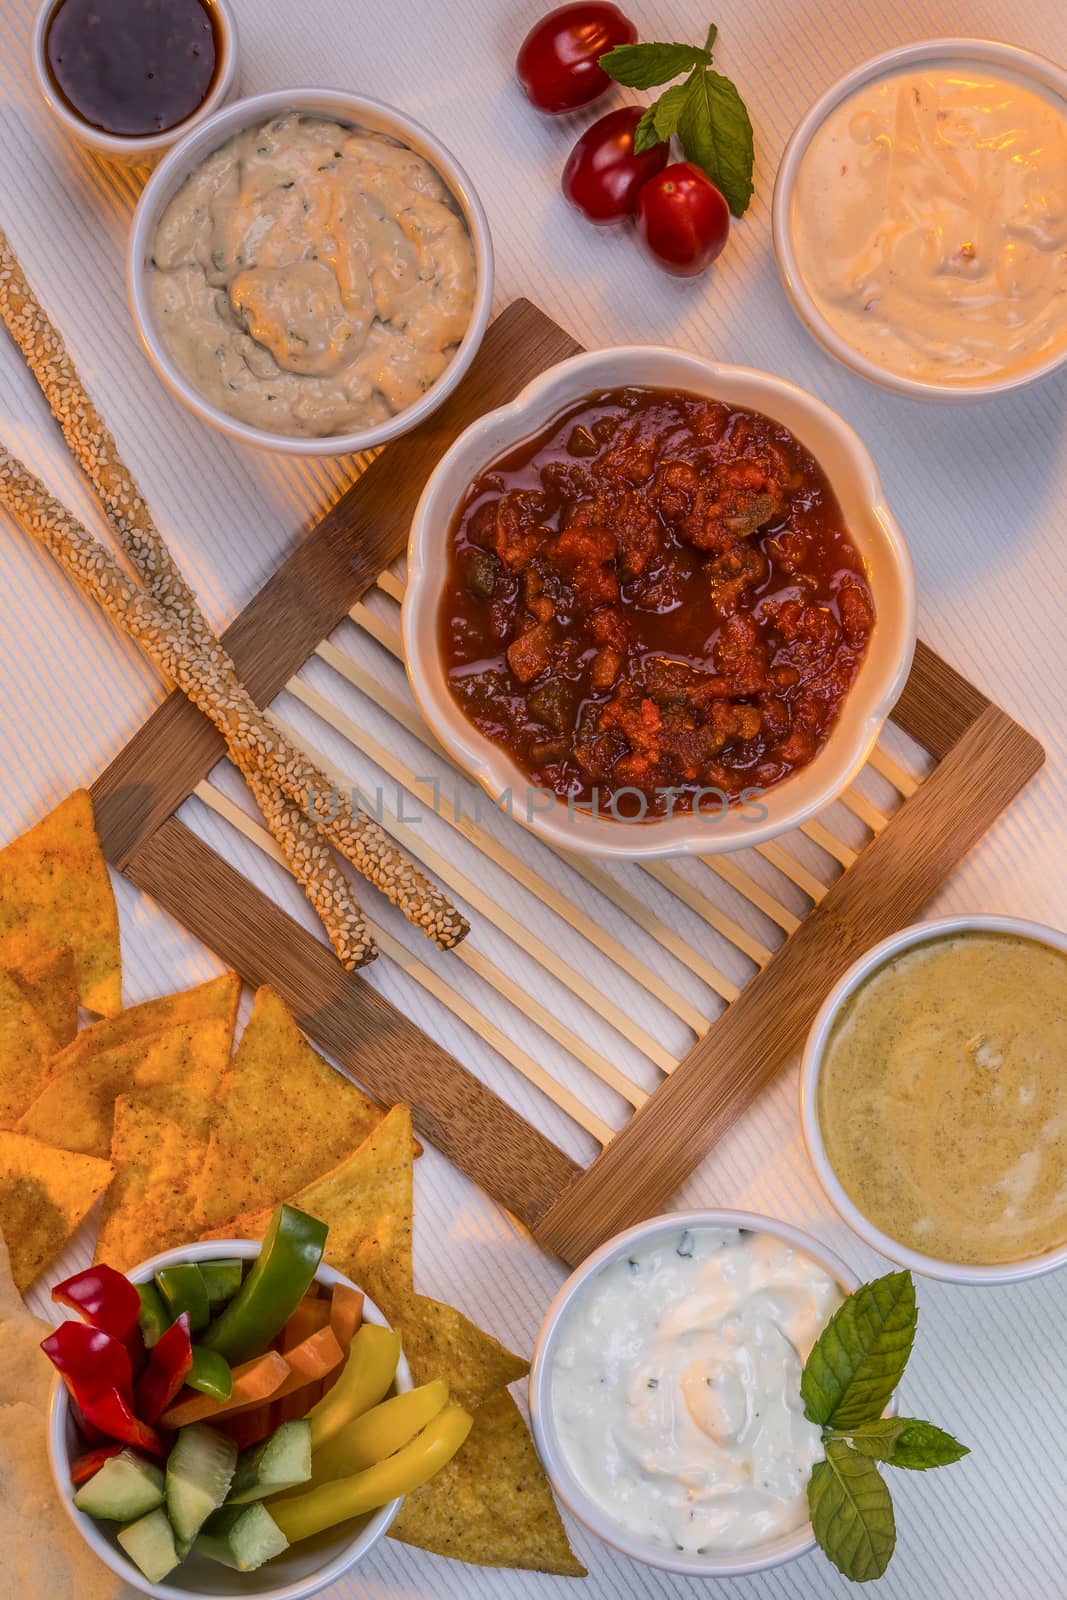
[{"x1": 801, "y1": 914, "x2": 1067, "y2": 1285}]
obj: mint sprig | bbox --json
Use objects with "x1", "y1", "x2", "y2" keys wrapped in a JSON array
[
  {"x1": 801, "y1": 1271, "x2": 969, "y2": 1582},
  {"x1": 600, "y1": 20, "x2": 754, "y2": 217}
]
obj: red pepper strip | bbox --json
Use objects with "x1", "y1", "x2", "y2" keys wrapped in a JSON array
[
  {"x1": 69, "y1": 1397, "x2": 107, "y2": 1447},
  {"x1": 52, "y1": 1265, "x2": 141, "y2": 1341},
  {"x1": 70, "y1": 1443, "x2": 123, "y2": 1487},
  {"x1": 41, "y1": 1322, "x2": 134, "y2": 1405},
  {"x1": 79, "y1": 1386, "x2": 164, "y2": 1458},
  {"x1": 134, "y1": 1312, "x2": 192, "y2": 1424}
]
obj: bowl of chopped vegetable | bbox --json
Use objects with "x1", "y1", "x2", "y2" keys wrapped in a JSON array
[{"x1": 43, "y1": 1208, "x2": 470, "y2": 1599}]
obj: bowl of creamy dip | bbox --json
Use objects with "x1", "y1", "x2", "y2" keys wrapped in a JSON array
[
  {"x1": 128, "y1": 88, "x2": 493, "y2": 453},
  {"x1": 530, "y1": 1211, "x2": 859, "y2": 1577},
  {"x1": 802, "y1": 914, "x2": 1067, "y2": 1285},
  {"x1": 773, "y1": 39, "x2": 1067, "y2": 400}
]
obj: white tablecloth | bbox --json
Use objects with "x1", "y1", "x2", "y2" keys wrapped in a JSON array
[{"x1": 2, "y1": 1, "x2": 1066, "y2": 1595}]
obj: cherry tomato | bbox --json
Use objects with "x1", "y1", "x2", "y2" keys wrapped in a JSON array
[
  {"x1": 561, "y1": 106, "x2": 669, "y2": 224},
  {"x1": 635, "y1": 162, "x2": 731, "y2": 276},
  {"x1": 517, "y1": 3, "x2": 637, "y2": 116}
]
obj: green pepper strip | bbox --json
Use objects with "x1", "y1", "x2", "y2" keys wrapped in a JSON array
[{"x1": 201, "y1": 1205, "x2": 328, "y2": 1366}]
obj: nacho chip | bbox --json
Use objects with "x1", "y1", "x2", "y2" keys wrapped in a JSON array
[
  {"x1": 20, "y1": 1017, "x2": 233, "y2": 1158},
  {"x1": 0, "y1": 1130, "x2": 113, "y2": 1291},
  {"x1": 198, "y1": 1104, "x2": 414, "y2": 1290},
  {"x1": 361, "y1": 1282, "x2": 529, "y2": 1410},
  {"x1": 95, "y1": 1097, "x2": 207, "y2": 1271},
  {"x1": 390, "y1": 1389, "x2": 585, "y2": 1576},
  {"x1": 8, "y1": 946, "x2": 78, "y2": 1056},
  {"x1": 0, "y1": 790, "x2": 121, "y2": 1017},
  {"x1": 0, "y1": 970, "x2": 51, "y2": 1129},
  {"x1": 47, "y1": 971, "x2": 240, "y2": 1079},
  {"x1": 195, "y1": 985, "x2": 384, "y2": 1229}
]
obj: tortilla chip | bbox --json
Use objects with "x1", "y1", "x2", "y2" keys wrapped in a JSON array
[
  {"x1": 47, "y1": 971, "x2": 240, "y2": 1079},
  {"x1": 0, "y1": 790, "x2": 121, "y2": 1017},
  {"x1": 0, "y1": 971, "x2": 52, "y2": 1130},
  {"x1": 95, "y1": 1098, "x2": 207, "y2": 1271},
  {"x1": 390, "y1": 1390, "x2": 585, "y2": 1576},
  {"x1": 367, "y1": 1285, "x2": 529, "y2": 1410},
  {"x1": 21, "y1": 1017, "x2": 232, "y2": 1159},
  {"x1": 0, "y1": 1130, "x2": 113, "y2": 1291},
  {"x1": 195, "y1": 985, "x2": 384, "y2": 1229},
  {"x1": 7, "y1": 946, "x2": 78, "y2": 1056},
  {"x1": 198, "y1": 1104, "x2": 414, "y2": 1290}
]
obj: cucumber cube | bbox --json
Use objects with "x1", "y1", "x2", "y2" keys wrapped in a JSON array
[
  {"x1": 117, "y1": 1507, "x2": 180, "y2": 1583},
  {"x1": 197, "y1": 1502, "x2": 289, "y2": 1571},
  {"x1": 228, "y1": 1420, "x2": 312, "y2": 1504},
  {"x1": 165, "y1": 1424, "x2": 237, "y2": 1543},
  {"x1": 73, "y1": 1448, "x2": 164, "y2": 1521}
]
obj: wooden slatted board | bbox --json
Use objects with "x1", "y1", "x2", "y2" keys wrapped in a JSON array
[{"x1": 90, "y1": 299, "x2": 1045, "y2": 1268}]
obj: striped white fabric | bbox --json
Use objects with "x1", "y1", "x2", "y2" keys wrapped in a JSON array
[{"x1": 1, "y1": 1, "x2": 1065, "y2": 1595}]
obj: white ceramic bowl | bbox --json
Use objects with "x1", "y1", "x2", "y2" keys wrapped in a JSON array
[
  {"x1": 773, "y1": 38, "x2": 1067, "y2": 402},
  {"x1": 529, "y1": 1209, "x2": 860, "y2": 1578},
  {"x1": 32, "y1": 0, "x2": 239, "y2": 164},
  {"x1": 47, "y1": 1238, "x2": 412, "y2": 1600},
  {"x1": 128, "y1": 88, "x2": 494, "y2": 455},
  {"x1": 801, "y1": 913, "x2": 1067, "y2": 1286},
  {"x1": 404, "y1": 346, "x2": 915, "y2": 859}
]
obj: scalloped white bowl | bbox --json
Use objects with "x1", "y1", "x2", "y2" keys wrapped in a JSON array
[
  {"x1": 403, "y1": 347, "x2": 916, "y2": 859},
  {"x1": 46, "y1": 1239, "x2": 412, "y2": 1600}
]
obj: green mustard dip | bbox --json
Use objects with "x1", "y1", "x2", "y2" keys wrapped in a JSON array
[{"x1": 818, "y1": 931, "x2": 1067, "y2": 1265}]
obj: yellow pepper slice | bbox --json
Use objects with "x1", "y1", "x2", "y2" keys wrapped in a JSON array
[
  {"x1": 305, "y1": 1324, "x2": 400, "y2": 1451},
  {"x1": 309, "y1": 1379, "x2": 449, "y2": 1484},
  {"x1": 271, "y1": 1403, "x2": 473, "y2": 1542}
]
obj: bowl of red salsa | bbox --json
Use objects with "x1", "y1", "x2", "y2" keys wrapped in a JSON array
[{"x1": 403, "y1": 348, "x2": 915, "y2": 857}]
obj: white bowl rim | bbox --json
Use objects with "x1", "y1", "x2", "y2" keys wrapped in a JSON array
[
  {"x1": 772, "y1": 36, "x2": 1067, "y2": 403},
  {"x1": 800, "y1": 912, "x2": 1067, "y2": 1286},
  {"x1": 46, "y1": 1237, "x2": 412, "y2": 1600},
  {"x1": 31, "y1": 0, "x2": 240, "y2": 161},
  {"x1": 403, "y1": 344, "x2": 916, "y2": 860},
  {"x1": 529, "y1": 1207, "x2": 862, "y2": 1578},
  {"x1": 127, "y1": 86, "x2": 494, "y2": 456}
]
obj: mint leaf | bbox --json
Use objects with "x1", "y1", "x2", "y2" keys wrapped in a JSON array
[
  {"x1": 677, "y1": 68, "x2": 754, "y2": 217},
  {"x1": 633, "y1": 83, "x2": 689, "y2": 153},
  {"x1": 809, "y1": 1440, "x2": 896, "y2": 1583},
  {"x1": 842, "y1": 1417, "x2": 970, "y2": 1471},
  {"x1": 801, "y1": 1271, "x2": 916, "y2": 1430},
  {"x1": 599, "y1": 41, "x2": 710, "y2": 89}
]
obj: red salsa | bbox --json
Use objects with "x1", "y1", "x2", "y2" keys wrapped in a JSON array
[{"x1": 439, "y1": 386, "x2": 875, "y2": 819}]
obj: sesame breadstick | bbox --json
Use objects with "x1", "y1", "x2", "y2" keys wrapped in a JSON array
[
  {"x1": 0, "y1": 227, "x2": 375, "y2": 965},
  {"x1": 0, "y1": 446, "x2": 469, "y2": 951}
]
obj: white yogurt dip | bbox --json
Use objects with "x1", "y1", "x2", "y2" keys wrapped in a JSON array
[
  {"x1": 790, "y1": 66, "x2": 1067, "y2": 385},
  {"x1": 149, "y1": 113, "x2": 476, "y2": 437},
  {"x1": 549, "y1": 1225, "x2": 843, "y2": 1554}
]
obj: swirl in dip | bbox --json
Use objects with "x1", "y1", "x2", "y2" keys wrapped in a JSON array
[
  {"x1": 790, "y1": 65, "x2": 1067, "y2": 386},
  {"x1": 818, "y1": 930, "x2": 1067, "y2": 1265},
  {"x1": 148, "y1": 113, "x2": 476, "y2": 437},
  {"x1": 549, "y1": 1226, "x2": 842, "y2": 1554}
]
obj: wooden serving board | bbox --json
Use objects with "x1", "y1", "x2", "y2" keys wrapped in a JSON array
[{"x1": 91, "y1": 299, "x2": 1045, "y2": 1268}]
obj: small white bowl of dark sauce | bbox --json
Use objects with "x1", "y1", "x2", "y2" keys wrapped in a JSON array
[{"x1": 32, "y1": 0, "x2": 239, "y2": 163}]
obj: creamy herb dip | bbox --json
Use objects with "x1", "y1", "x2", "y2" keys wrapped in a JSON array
[
  {"x1": 819, "y1": 932, "x2": 1067, "y2": 1264},
  {"x1": 791, "y1": 66, "x2": 1067, "y2": 385},
  {"x1": 549, "y1": 1227, "x2": 842, "y2": 1554},
  {"x1": 149, "y1": 113, "x2": 476, "y2": 437}
]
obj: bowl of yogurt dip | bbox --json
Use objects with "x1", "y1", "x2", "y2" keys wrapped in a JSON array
[
  {"x1": 773, "y1": 39, "x2": 1067, "y2": 400},
  {"x1": 802, "y1": 913, "x2": 1067, "y2": 1286},
  {"x1": 128, "y1": 88, "x2": 493, "y2": 453},
  {"x1": 529, "y1": 1211, "x2": 858, "y2": 1577}
]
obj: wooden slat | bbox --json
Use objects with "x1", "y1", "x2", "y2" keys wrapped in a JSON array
[
  {"x1": 193, "y1": 781, "x2": 618, "y2": 1139},
  {"x1": 91, "y1": 300, "x2": 582, "y2": 867},
  {"x1": 891, "y1": 638, "x2": 990, "y2": 759},
  {"x1": 755, "y1": 840, "x2": 829, "y2": 903},
  {"x1": 535, "y1": 704, "x2": 1045, "y2": 1262},
  {"x1": 700, "y1": 855, "x2": 800, "y2": 933},
  {"x1": 124, "y1": 817, "x2": 582, "y2": 1227}
]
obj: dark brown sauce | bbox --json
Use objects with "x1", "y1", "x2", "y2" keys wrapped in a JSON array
[{"x1": 46, "y1": 0, "x2": 219, "y2": 138}]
